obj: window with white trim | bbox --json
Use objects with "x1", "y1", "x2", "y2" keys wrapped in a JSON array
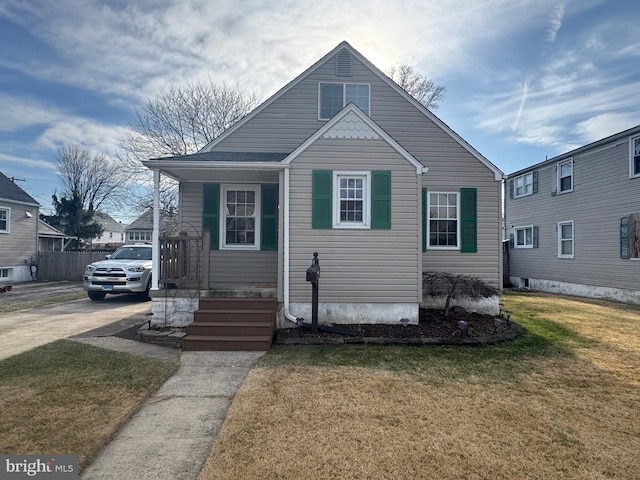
[
  {"x1": 0, "y1": 207, "x2": 9, "y2": 233},
  {"x1": 558, "y1": 159, "x2": 573, "y2": 193},
  {"x1": 128, "y1": 231, "x2": 151, "y2": 242},
  {"x1": 514, "y1": 172, "x2": 534, "y2": 198},
  {"x1": 631, "y1": 135, "x2": 640, "y2": 178},
  {"x1": 0, "y1": 268, "x2": 10, "y2": 280},
  {"x1": 558, "y1": 221, "x2": 574, "y2": 258},
  {"x1": 319, "y1": 83, "x2": 370, "y2": 119},
  {"x1": 333, "y1": 172, "x2": 370, "y2": 228},
  {"x1": 428, "y1": 192, "x2": 459, "y2": 248},
  {"x1": 221, "y1": 185, "x2": 260, "y2": 249},
  {"x1": 514, "y1": 225, "x2": 534, "y2": 248}
]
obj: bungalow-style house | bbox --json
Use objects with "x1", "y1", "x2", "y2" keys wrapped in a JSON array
[
  {"x1": 91, "y1": 212, "x2": 127, "y2": 249},
  {"x1": 0, "y1": 171, "x2": 40, "y2": 282},
  {"x1": 505, "y1": 124, "x2": 640, "y2": 305},
  {"x1": 142, "y1": 42, "x2": 504, "y2": 350},
  {"x1": 125, "y1": 208, "x2": 178, "y2": 243}
]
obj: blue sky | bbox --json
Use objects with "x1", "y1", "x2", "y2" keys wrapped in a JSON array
[{"x1": 0, "y1": 0, "x2": 638, "y2": 222}]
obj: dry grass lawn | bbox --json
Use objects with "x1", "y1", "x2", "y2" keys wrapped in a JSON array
[
  {"x1": 0, "y1": 340, "x2": 177, "y2": 471},
  {"x1": 199, "y1": 292, "x2": 640, "y2": 480}
]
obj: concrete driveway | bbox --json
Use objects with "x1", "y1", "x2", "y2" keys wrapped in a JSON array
[{"x1": 0, "y1": 282, "x2": 151, "y2": 360}]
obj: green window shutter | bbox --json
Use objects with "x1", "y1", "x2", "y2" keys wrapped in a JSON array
[
  {"x1": 261, "y1": 184, "x2": 278, "y2": 251},
  {"x1": 509, "y1": 233, "x2": 514, "y2": 248},
  {"x1": 312, "y1": 170, "x2": 333, "y2": 228},
  {"x1": 371, "y1": 171, "x2": 391, "y2": 229},
  {"x1": 508, "y1": 179, "x2": 514, "y2": 199},
  {"x1": 202, "y1": 184, "x2": 219, "y2": 250},
  {"x1": 460, "y1": 188, "x2": 477, "y2": 253},
  {"x1": 533, "y1": 225, "x2": 539, "y2": 248},
  {"x1": 532, "y1": 171, "x2": 538, "y2": 194},
  {"x1": 621, "y1": 216, "x2": 631, "y2": 259},
  {"x1": 422, "y1": 188, "x2": 427, "y2": 252}
]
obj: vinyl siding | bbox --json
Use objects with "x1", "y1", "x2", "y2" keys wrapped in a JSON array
[
  {"x1": 289, "y1": 138, "x2": 420, "y2": 304},
  {"x1": 180, "y1": 182, "x2": 278, "y2": 285},
  {"x1": 0, "y1": 202, "x2": 38, "y2": 267},
  {"x1": 506, "y1": 139, "x2": 640, "y2": 291},
  {"x1": 210, "y1": 50, "x2": 502, "y2": 289}
]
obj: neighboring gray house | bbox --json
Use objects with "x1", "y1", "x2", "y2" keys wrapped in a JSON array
[
  {"x1": 505, "y1": 124, "x2": 640, "y2": 305},
  {"x1": 91, "y1": 212, "x2": 127, "y2": 249},
  {"x1": 142, "y1": 42, "x2": 504, "y2": 344},
  {"x1": 125, "y1": 208, "x2": 178, "y2": 243},
  {"x1": 0, "y1": 171, "x2": 40, "y2": 282}
]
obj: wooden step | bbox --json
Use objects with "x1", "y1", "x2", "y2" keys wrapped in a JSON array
[
  {"x1": 193, "y1": 309, "x2": 275, "y2": 323},
  {"x1": 187, "y1": 321, "x2": 274, "y2": 337},
  {"x1": 182, "y1": 335, "x2": 273, "y2": 351},
  {"x1": 198, "y1": 297, "x2": 276, "y2": 311}
]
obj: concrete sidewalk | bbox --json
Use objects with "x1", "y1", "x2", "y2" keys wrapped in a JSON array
[{"x1": 80, "y1": 349, "x2": 265, "y2": 480}]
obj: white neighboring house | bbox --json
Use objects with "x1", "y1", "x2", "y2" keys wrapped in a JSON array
[
  {"x1": 91, "y1": 212, "x2": 127, "y2": 249},
  {"x1": 0, "y1": 171, "x2": 40, "y2": 282}
]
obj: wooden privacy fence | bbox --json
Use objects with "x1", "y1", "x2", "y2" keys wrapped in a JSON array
[{"x1": 38, "y1": 250, "x2": 114, "y2": 281}]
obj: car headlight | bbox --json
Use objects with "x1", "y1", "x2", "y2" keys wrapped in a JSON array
[
  {"x1": 125, "y1": 266, "x2": 146, "y2": 273},
  {"x1": 85, "y1": 265, "x2": 97, "y2": 273}
]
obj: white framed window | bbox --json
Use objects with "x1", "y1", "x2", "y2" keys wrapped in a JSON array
[
  {"x1": 558, "y1": 221, "x2": 574, "y2": 258},
  {"x1": 557, "y1": 158, "x2": 573, "y2": 193},
  {"x1": 319, "y1": 82, "x2": 370, "y2": 119},
  {"x1": 128, "y1": 231, "x2": 152, "y2": 242},
  {"x1": 514, "y1": 172, "x2": 534, "y2": 198},
  {"x1": 0, "y1": 268, "x2": 11, "y2": 280},
  {"x1": 0, "y1": 207, "x2": 10, "y2": 233},
  {"x1": 333, "y1": 172, "x2": 370, "y2": 228},
  {"x1": 428, "y1": 192, "x2": 459, "y2": 249},
  {"x1": 221, "y1": 185, "x2": 260, "y2": 250},
  {"x1": 630, "y1": 135, "x2": 640, "y2": 178},
  {"x1": 514, "y1": 225, "x2": 534, "y2": 248}
]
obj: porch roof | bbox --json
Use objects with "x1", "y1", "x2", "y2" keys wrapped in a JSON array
[{"x1": 142, "y1": 151, "x2": 288, "y2": 182}]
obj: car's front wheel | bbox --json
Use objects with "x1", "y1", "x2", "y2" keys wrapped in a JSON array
[{"x1": 88, "y1": 291, "x2": 107, "y2": 301}]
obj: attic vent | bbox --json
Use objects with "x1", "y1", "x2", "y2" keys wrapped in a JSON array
[{"x1": 336, "y1": 50, "x2": 352, "y2": 76}]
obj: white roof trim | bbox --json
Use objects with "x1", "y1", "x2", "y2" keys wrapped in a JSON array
[
  {"x1": 141, "y1": 160, "x2": 287, "y2": 171},
  {"x1": 200, "y1": 41, "x2": 502, "y2": 181},
  {"x1": 283, "y1": 104, "x2": 428, "y2": 175}
]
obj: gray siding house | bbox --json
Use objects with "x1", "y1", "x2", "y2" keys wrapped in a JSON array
[
  {"x1": 143, "y1": 42, "x2": 504, "y2": 332},
  {"x1": 505, "y1": 125, "x2": 640, "y2": 305},
  {"x1": 0, "y1": 171, "x2": 40, "y2": 282}
]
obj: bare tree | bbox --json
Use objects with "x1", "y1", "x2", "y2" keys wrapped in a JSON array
[
  {"x1": 118, "y1": 79, "x2": 259, "y2": 211},
  {"x1": 387, "y1": 63, "x2": 446, "y2": 110},
  {"x1": 56, "y1": 144, "x2": 126, "y2": 211}
]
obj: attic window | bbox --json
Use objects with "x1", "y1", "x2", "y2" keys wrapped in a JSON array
[
  {"x1": 336, "y1": 50, "x2": 352, "y2": 76},
  {"x1": 319, "y1": 83, "x2": 370, "y2": 119}
]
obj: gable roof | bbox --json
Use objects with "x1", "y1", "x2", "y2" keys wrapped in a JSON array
[
  {"x1": 0, "y1": 171, "x2": 39, "y2": 206},
  {"x1": 38, "y1": 219, "x2": 72, "y2": 239},
  {"x1": 94, "y1": 212, "x2": 127, "y2": 232},
  {"x1": 507, "y1": 124, "x2": 640, "y2": 178},
  {"x1": 126, "y1": 208, "x2": 178, "y2": 235},
  {"x1": 283, "y1": 103, "x2": 427, "y2": 175},
  {"x1": 200, "y1": 41, "x2": 503, "y2": 181}
]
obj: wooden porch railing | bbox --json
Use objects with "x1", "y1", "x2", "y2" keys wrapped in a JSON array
[{"x1": 159, "y1": 231, "x2": 210, "y2": 289}]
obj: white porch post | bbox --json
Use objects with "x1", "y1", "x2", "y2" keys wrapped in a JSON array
[{"x1": 152, "y1": 169, "x2": 160, "y2": 290}]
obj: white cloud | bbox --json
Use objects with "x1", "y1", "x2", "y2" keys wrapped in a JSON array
[
  {"x1": 36, "y1": 119, "x2": 127, "y2": 158},
  {"x1": 0, "y1": 152, "x2": 56, "y2": 170},
  {"x1": 547, "y1": 3, "x2": 566, "y2": 42}
]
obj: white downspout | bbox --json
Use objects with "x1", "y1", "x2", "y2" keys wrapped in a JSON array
[
  {"x1": 283, "y1": 167, "x2": 300, "y2": 324},
  {"x1": 151, "y1": 169, "x2": 160, "y2": 291}
]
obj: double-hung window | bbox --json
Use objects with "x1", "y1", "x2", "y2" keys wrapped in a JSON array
[
  {"x1": 319, "y1": 83, "x2": 370, "y2": 119},
  {"x1": 222, "y1": 185, "x2": 260, "y2": 249},
  {"x1": 514, "y1": 225, "x2": 534, "y2": 248},
  {"x1": 514, "y1": 172, "x2": 533, "y2": 197},
  {"x1": 0, "y1": 208, "x2": 9, "y2": 233},
  {"x1": 428, "y1": 192, "x2": 459, "y2": 248},
  {"x1": 558, "y1": 159, "x2": 573, "y2": 193},
  {"x1": 630, "y1": 135, "x2": 640, "y2": 178},
  {"x1": 128, "y1": 231, "x2": 151, "y2": 242},
  {"x1": 558, "y1": 221, "x2": 574, "y2": 258},
  {"x1": 333, "y1": 172, "x2": 370, "y2": 228}
]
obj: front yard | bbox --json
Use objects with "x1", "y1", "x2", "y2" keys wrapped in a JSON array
[{"x1": 199, "y1": 292, "x2": 640, "y2": 479}]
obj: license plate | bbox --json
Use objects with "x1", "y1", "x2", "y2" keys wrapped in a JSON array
[{"x1": 102, "y1": 285, "x2": 113, "y2": 291}]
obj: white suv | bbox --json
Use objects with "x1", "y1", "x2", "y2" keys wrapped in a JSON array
[{"x1": 83, "y1": 244, "x2": 152, "y2": 301}]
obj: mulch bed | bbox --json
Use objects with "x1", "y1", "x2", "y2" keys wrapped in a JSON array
[{"x1": 280, "y1": 308, "x2": 512, "y2": 341}]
